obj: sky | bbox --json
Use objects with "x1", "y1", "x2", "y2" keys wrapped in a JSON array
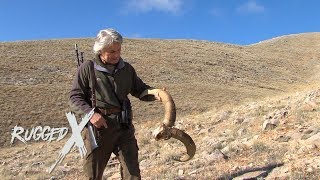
[{"x1": 0, "y1": 0, "x2": 319, "y2": 45}]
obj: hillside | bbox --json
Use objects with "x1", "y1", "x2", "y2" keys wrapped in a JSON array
[{"x1": 0, "y1": 33, "x2": 320, "y2": 179}]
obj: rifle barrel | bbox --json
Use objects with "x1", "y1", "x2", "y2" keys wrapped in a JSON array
[{"x1": 74, "y1": 44, "x2": 80, "y2": 66}]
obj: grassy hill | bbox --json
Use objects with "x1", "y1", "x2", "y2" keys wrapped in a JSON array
[{"x1": 0, "y1": 33, "x2": 320, "y2": 179}]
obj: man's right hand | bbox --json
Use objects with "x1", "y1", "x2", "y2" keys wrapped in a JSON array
[{"x1": 90, "y1": 112, "x2": 108, "y2": 128}]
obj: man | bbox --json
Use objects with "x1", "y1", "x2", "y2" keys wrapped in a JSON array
[{"x1": 69, "y1": 28, "x2": 158, "y2": 179}]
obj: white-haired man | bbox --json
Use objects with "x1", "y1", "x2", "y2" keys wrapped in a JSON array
[{"x1": 69, "y1": 28, "x2": 158, "y2": 179}]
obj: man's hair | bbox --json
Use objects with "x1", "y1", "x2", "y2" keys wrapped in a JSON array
[{"x1": 93, "y1": 28, "x2": 123, "y2": 55}]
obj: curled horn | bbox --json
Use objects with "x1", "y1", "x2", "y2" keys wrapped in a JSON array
[
  {"x1": 140, "y1": 88, "x2": 176, "y2": 127},
  {"x1": 170, "y1": 127, "x2": 196, "y2": 161},
  {"x1": 140, "y1": 88, "x2": 196, "y2": 161}
]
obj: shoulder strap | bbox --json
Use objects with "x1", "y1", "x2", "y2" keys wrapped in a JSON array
[
  {"x1": 89, "y1": 60, "x2": 97, "y2": 108},
  {"x1": 105, "y1": 75, "x2": 123, "y2": 105}
]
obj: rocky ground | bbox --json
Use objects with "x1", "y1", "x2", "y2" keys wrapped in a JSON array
[{"x1": 0, "y1": 32, "x2": 320, "y2": 179}]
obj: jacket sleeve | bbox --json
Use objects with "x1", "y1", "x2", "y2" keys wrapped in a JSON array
[
  {"x1": 69, "y1": 62, "x2": 93, "y2": 115},
  {"x1": 130, "y1": 67, "x2": 153, "y2": 101}
]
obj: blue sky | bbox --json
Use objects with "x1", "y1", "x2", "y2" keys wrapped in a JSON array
[{"x1": 1, "y1": 0, "x2": 319, "y2": 45}]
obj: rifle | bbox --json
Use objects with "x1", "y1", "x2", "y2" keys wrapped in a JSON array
[
  {"x1": 47, "y1": 45, "x2": 99, "y2": 174},
  {"x1": 74, "y1": 44, "x2": 98, "y2": 151}
]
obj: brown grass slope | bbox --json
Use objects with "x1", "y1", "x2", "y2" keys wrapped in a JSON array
[{"x1": 0, "y1": 32, "x2": 320, "y2": 179}]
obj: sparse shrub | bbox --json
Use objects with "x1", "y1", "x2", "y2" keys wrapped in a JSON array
[
  {"x1": 254, "y1": 105, "x2": 269, "y2": 117},
  {"x1": 232, "y1": 126, "x2": 248, "y2": 138},
  {"x1": 295, "y1": 109, "x2": 309, "y2": 122},
  {"x1": 0, "y1": 167, "x2": 14, "y2": 179},
  {"x1": 138, "y1": 137, "x2": 150, "y2": 147},
  {"x1": 211, "y1": 141, "x2": 224, "y2": 152},
  {"x1": 291, "y1": 167, "x2": 320, "y2": 179},
  {"x1": 252, "y1": 141, "x2": 268, "y2": 152},
  {"x1": 266, "y1": 146, "x2": 288, "y2": 163}
]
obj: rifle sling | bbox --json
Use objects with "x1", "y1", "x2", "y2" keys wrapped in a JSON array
[{"x1": 89, "y1": 60, "x2": 97, "y2": 108}]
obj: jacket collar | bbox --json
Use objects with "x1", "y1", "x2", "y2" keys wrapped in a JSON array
[{"x1": 94, "y1": 55, "x2": 125, "y2": 74}]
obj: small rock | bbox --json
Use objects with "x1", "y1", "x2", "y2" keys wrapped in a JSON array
[
  {"x1": 237, "y1": 128, "x2": 246, "y2": 136},
  {"x1": 303, "y1": 129, "x2": 314, "y2": 134},
  {"x1": 188, "y1": 170, "x2": 197, "y2": 175},
  {"x1": 233, "y1": 117, "x2": 244, "y2": 124},
  {"x1": 275, "y1": 135, "x2": 291, "y2": 142},
  {"x1": 304, "y1": 132, "x2": 320, "y2": 147},
  {"x1": 208, "y1": 149, "x2": 228, "y2": 162},
  {"x1": 32, "y1": 151, "x2": 37, "y2": 156},
  {"x1": 58, "y1": 165, "x2": 71, "y2": 172},
  {"x1": 307, "y1": 167, "x2": 313, "y2": 173},
  {"x1": 178, "y1": 169, "x2": 184, "y2": 176},
  {"x1": 31, "y1": 162, "x2": 43, "y2": 166},
  {"x1": 262, "y1": 120, "x2": 277, "y2": 131},
  {"x1": 197, "y1": 128, "x2": 207, "y2": 135},
  {"x1": 233, "y1": 170, "x2": 268, "y2": 180},
  {"x1": 108, "y1": 172, "x2": 121, "y2": 179},
  {"x1": 139, "y1": 159, "x2": 150, "y2": 169}
]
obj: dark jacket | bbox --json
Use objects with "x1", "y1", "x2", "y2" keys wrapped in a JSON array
[{"x1": 69, "y1": 56, "x2": 151, "y2": 115}]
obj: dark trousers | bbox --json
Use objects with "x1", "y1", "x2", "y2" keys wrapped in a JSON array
[{"x1": 83, "y1": 116, "x2": 141, "y2": 180}]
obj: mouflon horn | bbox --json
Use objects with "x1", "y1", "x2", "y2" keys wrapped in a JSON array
[{"x1": 140, "y1": 88, "x2": 196, "y2": 161}]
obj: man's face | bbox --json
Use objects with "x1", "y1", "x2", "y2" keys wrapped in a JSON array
[{"x1": 100, "y1": 42, "x2": 121, "y2": 65}]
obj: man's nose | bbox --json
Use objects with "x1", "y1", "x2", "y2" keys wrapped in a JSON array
[{"x1": 114, "y1": 52, "x2": 120, "y2": 58}]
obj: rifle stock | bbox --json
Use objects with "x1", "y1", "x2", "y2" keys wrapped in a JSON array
[{"x1": 87, "y1": 122, "x2": 98, "y2": 150}]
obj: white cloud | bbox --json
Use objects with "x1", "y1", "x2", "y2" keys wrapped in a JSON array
[
  {"x1": 237, "y1": 0, "x2": 265, "y2": 14},
  {"x1": 124, "y1": 0, "x2": 183, "y2": 14}
]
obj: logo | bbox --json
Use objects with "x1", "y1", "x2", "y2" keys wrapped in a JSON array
[{"x1": 48, "y1": 109, "x2": 95, "y2": 173}]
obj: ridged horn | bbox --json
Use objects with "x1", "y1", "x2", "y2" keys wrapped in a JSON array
[
  {"x1": 169, "y1": 127, "x2": 196, "y2": 162},
  {"x1": 152, "y1": 124, "x2": 196, "y2": 162},
  {"x1": 141, "y1": 88, "x2": 196, "y2": 161},
  {"x1": 140, "y1": 89, "x2": 176, "y2": 127}
]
